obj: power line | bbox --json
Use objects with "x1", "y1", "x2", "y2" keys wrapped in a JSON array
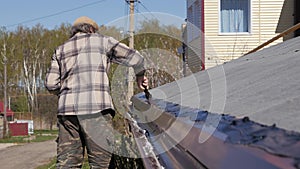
[
  {"x1": 4, "y1": 0, "x2": 107, "y2": 28},
  {"x1": 125, "y1": 0, "x2": 156, "y2": 22},
  {"x1": 134, "y1": 4, "x2": 152, "y2": 23},
  {"x1": 128, "y1": 0, "x2": 160, "y2": 26},
  {"x1": 123, "y1": 1, "x2": 129, "y2": 36},
  {"x1": 123, "y1": 0, "x2": 159, "y2": 34},
  {"x1": 134, "y1": 8, "x2": 151, "y2": 23},
  {"x1": 138, "y1": 1, "x2": 159, "y2": 20}
]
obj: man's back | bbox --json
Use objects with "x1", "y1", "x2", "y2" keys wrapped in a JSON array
[{"x1": 46, "y1": 33, "x2": 114, "y2": 115}]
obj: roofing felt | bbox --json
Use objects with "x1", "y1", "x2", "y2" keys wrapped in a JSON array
[
  {"x1": 132, "y1": 36, "x2": 300, "y2": 168},
  {"x1": 146, "y1": 36, "x2": 300, "y2": 133},
  {"x1": 132, "y1": 95, "x2": 300, "y2": 168}
]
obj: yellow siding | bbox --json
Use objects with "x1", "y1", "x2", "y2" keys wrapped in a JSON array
[{"x1": 204, "y1": 0, "x2": 287, "y2": 69}]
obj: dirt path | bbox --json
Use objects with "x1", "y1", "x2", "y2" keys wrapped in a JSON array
[{"x1": 0, "y1": 140, "x2": 56, "y2": 169}]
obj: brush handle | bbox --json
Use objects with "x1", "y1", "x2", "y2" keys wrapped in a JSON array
[{"x1": 142, "y1": 85, "x2": 151, "y2": 100}]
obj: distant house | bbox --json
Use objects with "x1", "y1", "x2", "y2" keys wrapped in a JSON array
[
  {"x1": 0, "y1": 101, "x2": 14, "y2": 121},
  {"x1": 184, "y1": 0, "x2": 299, "y2": 71}
]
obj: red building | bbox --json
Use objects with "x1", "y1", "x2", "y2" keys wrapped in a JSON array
[{"x1": 0, "y1": 101, "x2": 14, "y2": 121}]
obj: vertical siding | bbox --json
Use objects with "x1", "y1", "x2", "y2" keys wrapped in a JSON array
[{"x1": 204, "y1": 0, "x2": 286, "y2": 69}]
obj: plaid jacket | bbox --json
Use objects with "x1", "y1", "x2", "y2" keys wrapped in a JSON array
[{"x1": 45, "y1": 33, "x2": 145, "y2": 115}]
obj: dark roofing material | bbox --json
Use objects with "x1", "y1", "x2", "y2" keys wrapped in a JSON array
[
  {"x1": 133, "y1": 95, "x2": 300, "y2": 168},
  {"x1": 146, "y1": 36, "x2": 300, "y2": 132},
  {"x1": 132, "y1": 36, "x2": 300, "y2": 168}
]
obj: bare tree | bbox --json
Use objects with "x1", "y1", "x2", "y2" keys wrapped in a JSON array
[{"x1": 21, "y1": 26, "x2": 46, "y2": 115}]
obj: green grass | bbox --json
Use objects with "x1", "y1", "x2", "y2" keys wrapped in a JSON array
[
  {"x1": 0, "y1": 136, "x2": 26, "y2": 143},
  {"x1": 36, "y1": 157, "x2": 90, "y2": 169},
  {"x1": 34, "y1": 129, "x2": 58, "y2": 135},
  {"x1": 33, "y1": 131, "x2": 145, "y2": 169},
  {"x1": 35, "y1": 155, "x2": 144, "y2": 169},
  {"x1": 35, "y1": 157, "x2": 56, "y2": 169},
  {"x1": 0, "y1": 129, "x2": 58, "y2": 143}
]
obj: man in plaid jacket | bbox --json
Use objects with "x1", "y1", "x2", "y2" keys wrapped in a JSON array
[{"x1": 45, "y1": 16, "x2": 148, "y2": 169}]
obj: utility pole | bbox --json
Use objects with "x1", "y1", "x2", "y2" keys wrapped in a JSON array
[
  {"x1": 1, "y1": 44, "x2": 8, "y2": 138},
  {"x1": 3, "y1": 55, "x2": 7, "y2": 137},
  {"x1": 126, "y1": 0, "x2": 137, "y2": 105}
]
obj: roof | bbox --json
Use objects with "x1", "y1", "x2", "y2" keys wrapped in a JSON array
[
  {"x1": 0, "y1": 101, "x2": 14, "y2": 116},
  {"x1": 132, "y1": 36, "x2": 300, "y2": 168},
  {"x1": 147, "y1": 36, "x2": 300, "y2": 133}
]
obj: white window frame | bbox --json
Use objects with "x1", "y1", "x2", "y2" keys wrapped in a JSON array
[{"x1": 219, "y1": 0, "x2": 252, "y2": 35}]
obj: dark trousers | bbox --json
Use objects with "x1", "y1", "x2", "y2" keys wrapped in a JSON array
[{"x1": 56, "y1": 111, "x2": 115, "y2": 169}]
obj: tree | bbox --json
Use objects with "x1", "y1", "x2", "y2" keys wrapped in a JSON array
[
  {"x1": 1, "y1": 20, "x2": 183, "y2": 131},
  {"x1": 37, "y1": 94, "x2": 58, "y2": 130},
  {"x1": 134, "y1": 21, "x2": 183, "y2": 88}
]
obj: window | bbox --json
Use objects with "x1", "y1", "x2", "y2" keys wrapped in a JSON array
[
  {"x1": 193, "y1": 0, "x2": 201, "y2": 29},
  {"x1": 187, "y1": 6, "x2": 194, "y2": 42},
  {"x1": 220, "y1": 0, "x2": 250, "y2": 33},
  {"x1": 187, "y1": 0, "x2": 202, "y2": 41}
]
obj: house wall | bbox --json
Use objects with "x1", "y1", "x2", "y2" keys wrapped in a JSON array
[
  {"x1": 276, "y1": 0, "x2": 295, "y2": 40},
  {"x1": 204, "y1": 0, "x2": 288, "y2": 68}
]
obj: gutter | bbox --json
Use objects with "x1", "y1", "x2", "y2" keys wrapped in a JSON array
[{"x1": 131, "y1": 94, "x2": 299, "y2": 169}]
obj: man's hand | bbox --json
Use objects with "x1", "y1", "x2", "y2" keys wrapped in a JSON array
[{"x1": 136, "y1": 76, "x2": 148, "y2": 90}]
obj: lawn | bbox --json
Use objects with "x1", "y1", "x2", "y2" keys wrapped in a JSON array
[
  {"x1": 0, "y1": 129, "x2": 58, "y2": 143},
  {"x1": 36, "y1": 157, "x2": 91, "y2": 169},
  {"x1": 31, "y1": 130, "x2": 145, "y2": 169},
  {"x1": 35, "y1": 154, "x2": 144, "y2": 169}
]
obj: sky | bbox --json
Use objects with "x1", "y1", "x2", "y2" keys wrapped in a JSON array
[{"x1": 0, "y1": 0, "x2": 187, "y2": 31}]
